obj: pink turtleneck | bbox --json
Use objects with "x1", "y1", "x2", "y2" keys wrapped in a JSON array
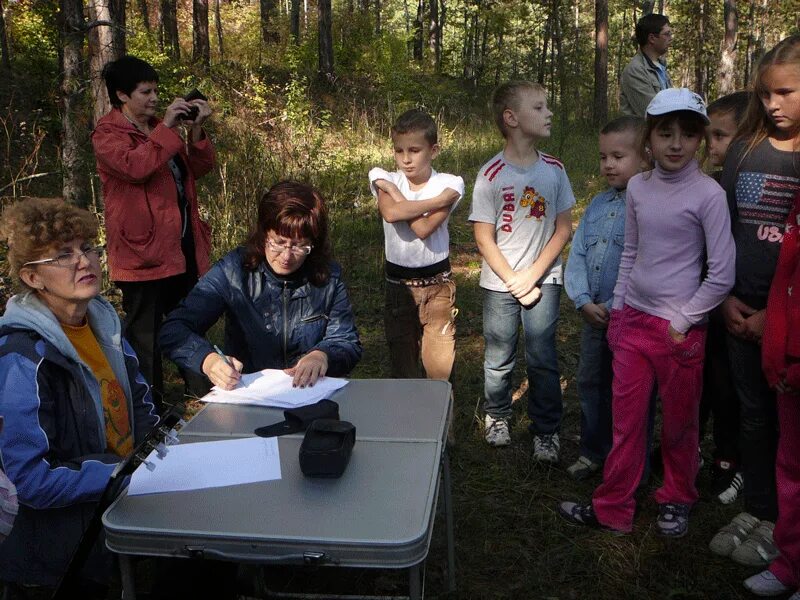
[{"x1": 611, "y1": 159, "x2": 736, "y2": 333}]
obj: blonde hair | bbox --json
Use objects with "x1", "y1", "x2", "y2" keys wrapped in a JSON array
[
  {"x1": 0, "y1": 198, "x2": 98, "y2": 290},
  {"x1": 739, "y1": 35, "x2": 800, "y2": 162},
  {"x1": 491, "y1": 81, "x2": 547, "y2": 138}
]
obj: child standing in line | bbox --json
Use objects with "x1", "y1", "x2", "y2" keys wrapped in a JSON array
[
  {"x1": 700, "y1": 91, "x2": 751, "y2": 505},
  {"x1": 368, "y1": 109, "x2": 465, "y2": 380},
  {"x1": 564, "y1": 115, "x2": 646, "y2": 480},
  {"x1": 558, "y1": 88, "x2": 735, "y2": 536},
  {"x1": 469, "y1": 81, "x2": 575, "y2": 460},
  {"x1": 744, "y1": 189, "x2": 800, "y2": 599},
  {"x1": 710, "y1": 34, "x2": 800, "y2": 584}
]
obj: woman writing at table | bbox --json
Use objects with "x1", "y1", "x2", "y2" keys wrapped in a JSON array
[
  {"x1": 159, "y1": 181, "x2": 363, "y2": 390},
  {"x1": 0, "y1": 198, "x2": 157, "y2": 595}
]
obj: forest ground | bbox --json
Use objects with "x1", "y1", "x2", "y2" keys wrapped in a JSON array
[{"x1": 147, "y1": 122, "x2": 764, "y2": 600}]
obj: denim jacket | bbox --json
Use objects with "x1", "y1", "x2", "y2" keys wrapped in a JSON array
[
  {"x1": 159, "y1": 247, "x2": 362, "y2": 377},
  {"x1": 565, "y1": 188, "x2": 626, "y2": 310}
]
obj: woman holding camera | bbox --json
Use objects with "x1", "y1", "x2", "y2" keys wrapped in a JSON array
[
  {"x1": 92, "y1": 55, "x2": 215, "y2": 407},
  {"x1": 159, "y1": 181, "x2": 362, "y2": 390}
]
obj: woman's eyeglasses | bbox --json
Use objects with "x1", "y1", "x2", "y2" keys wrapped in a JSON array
[
  {"x1": 23, "y1": 245, "x2": 105, "y2": 268},
  {"x1": 265, "y1": 239, "x2": 313, "y2": 256}
]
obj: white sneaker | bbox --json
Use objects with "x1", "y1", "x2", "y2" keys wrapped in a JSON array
[
  {"x1": 743, "y1": 570, "x2": 791, "y2": 597},
  {"x1": 484, "y1": 415, "x2": 510, "y2": 447},
  {"x1": 533, "y1": 433, "x2": 560, "y2": 463}
]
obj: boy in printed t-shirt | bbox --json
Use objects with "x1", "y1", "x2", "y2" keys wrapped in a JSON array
[
  {"x1": 368, "y1": 109, "x2": 465, "y2": 380},
  {"x1": 469, "y1": 81, "x2": 575, "y2": 461}
]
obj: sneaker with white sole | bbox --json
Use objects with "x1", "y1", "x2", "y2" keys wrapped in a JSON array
[
  {"x1": 743, "y1": 570, "x2": 791, "y2": 597},
  {"x1": 484, "y1": 414, "x2": 510, "y2": 447},
  {"x1": 788, "y1": 590, "x2": 800, "y2": 600},
  {"x1": 656, "y1": 502, "x2": 690, "y2": 538},
  {"x1": 716, "y1": 472, "x2": 744, "y2": 505},
  {"x1": 533, "y1": 433, "x2": 560, "y2": 463},
  {"x1": 566, "y1": 455, "x2": 601, "y2": 480},
  {"x1": 731, "y1": 521, "x2": 779, "y2": 567},
  {"x1": 709, "y1": 512, "x2": 760, "y2": 556}
]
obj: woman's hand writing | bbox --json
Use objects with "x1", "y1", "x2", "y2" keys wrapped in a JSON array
[{"x1": 201, "y1": 352, "x2": 243, "y2": 390}]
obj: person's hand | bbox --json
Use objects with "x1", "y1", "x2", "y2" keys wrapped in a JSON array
[
  {"x1": 285, "y1": 350, "x2": 329, "y2": 388},
  {"x1": 201, "y1": 352, "x2": 243, "y2": 390},
  {"x1": 162, "y1": 97, "x2": 195, "y2": 128},
  {"x1": 517, "y1": 286, "x2": 542, "y2": 307},
  {"x1": 189, "y1": 99, "x2": 212, "y2": 127},
  {"x1": 775, "y1": 377, "x2": 798, "y2": 395},
  {"x1": 668, "y1": 324, "x2": 687, "y2": 343},
  {"x1": 721, "y1": 295, "x2": 757, "y2": 337},
  {"x1": 581, "y1": 302, "x2": 609, "y2": 329},
  {"x1": 505, "y1": 267, "x2": 538, "y2": 299},
  {"x1": 741, "y1": 309, "x2": 766, "y2": 344}
]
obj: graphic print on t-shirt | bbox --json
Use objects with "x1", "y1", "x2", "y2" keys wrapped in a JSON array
[
  {"x1": 736, "y1": 171, "x2": 800, "y2": 243},
  {"x1": 520, "y1": 185, "x2": 547, "y2": 219}
]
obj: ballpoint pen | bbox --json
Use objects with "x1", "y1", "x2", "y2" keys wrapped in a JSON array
[{"x1": 213, "y1": 344, "x2": 235, "y2": 369}]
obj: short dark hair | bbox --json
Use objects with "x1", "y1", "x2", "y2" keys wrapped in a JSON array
[
  {"x1": 600, "y1": 115, "x2": 645, "y2": 136},
  {"x1": 635, "y1": 14, "x2": 670, "y2": 48},
  {"x1": 102, "y1": 55, "x2": 159, "y2": 108},
  {"x1": 243, "y1": 181, "x2": 332, "y2": 286},
  {"x1": 707, "y1": 91, "x2": 751, "y2": 123},
  {"x1": 391, "y1": 109, "x2": 438, "y2": 145},
  {"x1": 491, "y1": 80, "x2": 547, "y2": 138}
]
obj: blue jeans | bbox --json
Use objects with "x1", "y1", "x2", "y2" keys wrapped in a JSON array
[
  {"x1": 482, "y1": 284, "x2": 562, "y2": 434},
  {"x1": 577, "y1": 323, "x2": 613, "y2": 462}
]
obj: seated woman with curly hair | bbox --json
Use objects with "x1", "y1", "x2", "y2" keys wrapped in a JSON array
[
  {"x1": 0, "y1": 198, "x2": 157, "y2": 595},
  {"x1": 160, "y1": 180, "x2": 362, "y2": 390}
]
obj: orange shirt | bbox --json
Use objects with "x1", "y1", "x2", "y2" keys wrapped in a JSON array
[{"x1": 62, "y1": 321, "x2": 133, "y2": 456}]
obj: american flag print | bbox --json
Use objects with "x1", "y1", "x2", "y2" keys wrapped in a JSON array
[{"x1": 736, "y1": 171, "x2": 800, "y2": 228}]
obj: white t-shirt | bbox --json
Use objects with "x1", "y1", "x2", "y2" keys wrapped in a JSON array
[
  {"x1": 468, "y1": 151, "x2": 576, "y2": 292},
  {"x1": 368, "y1": 168, "x2": 465, "y2": 268}
]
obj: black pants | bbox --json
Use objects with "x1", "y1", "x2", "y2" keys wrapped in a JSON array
[
  {"x1": 699, "y1": 318, "x2": 740, "y2": 464},
  {"x1": 117, "y1": 273, "x2": 209, "y2": 410},
  {"x1": 726, "y1": 333, "x2": 778, "y2": 521}
]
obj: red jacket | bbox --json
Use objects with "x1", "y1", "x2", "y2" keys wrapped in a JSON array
[
  {"x1": 763, "y1": 191, "x2": 800, "y2": 390},
  {"x1": 91, "y1": 108, "x2": 215, "y2": 282}
]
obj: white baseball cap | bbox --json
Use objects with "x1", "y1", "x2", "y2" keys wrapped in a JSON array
[{"x1": 646, "y1": 88, "x2": 709, "y2": 124}]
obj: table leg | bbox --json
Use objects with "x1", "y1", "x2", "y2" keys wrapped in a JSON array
[
  {"x1": 442, "y1": 449, "x2": 456, "y2": 593},
  {"x1": 119, "y1": 554, "x2": 137, "y2": 600},
  {"x1": 408, "y1": 563, "x2": 421, "y2": 600}
]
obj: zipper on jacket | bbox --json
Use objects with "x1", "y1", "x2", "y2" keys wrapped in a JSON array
[
  {"x1": 282, "y1": 281, "x2": 289, "y2": 368},
  {"x1": 299, "y1": 314, "x2": 330, "y2": 324}
]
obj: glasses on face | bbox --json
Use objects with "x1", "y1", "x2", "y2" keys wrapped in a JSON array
[
  {"x1": 23, "y1": 245, "x2": 105, "y2": 268},
  {"x1": 265, "y1": 238, "x2": 313, "y2": 256},
  {"x1": 660, "y1": 29, "x2": 673, "y2": 39}
]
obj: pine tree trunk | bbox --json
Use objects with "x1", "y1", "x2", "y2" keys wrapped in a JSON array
[
  {"x1": 374, "y1": 0, "x2": 381, "y2": 35},
  {"x1": 0, "y1": 0, "x2": 12, "y2": 76},
  {"x1": 138, "y1": 0, "x2": 150, "y2": 30},
  {"x1": 87, "y1": 0, "x2": 114, "y2": 126},
  {"x1": 161, "y1": 0, "x2": 180, "y2": 59},
  {"x1": 593, "y1": 0, "x2": 608, "y2": 126},
  {"x1": 260, "y1": 0, "x2": 275, "y2": 45},
  {"x1": 428, "y1": 0, "x2": 438, "y2": 69},
  {"x1": 214, "y1": 0, "x2": 223, "y2": 58},
  {"x1": 193, "y1": 0, "x2": 210, "y2": 69},
  {"x1": 318, "y1": 0, "x2": 334, "y2": 79},
  {"x1": 694, "y1": 0, "x2": 705, "y2": 97},
  {"x1": 413, "y1": 0, "x2": 424, "y2": 61},
  {"x1": 291, "y1": 0, "x2": 300, "y2": 42},
  {"x1": 640, "y1": 0, "x2": 654, "y2": 15},
  {"x1": 111, "y1": 0, "x2": 126, "y2": 58},
  {"x1": 59, "y1": 0, "x2": 88, "y2": 207}
]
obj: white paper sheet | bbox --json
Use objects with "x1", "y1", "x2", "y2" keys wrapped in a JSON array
[
  {"x1": 128, "y1": 436, "x2": 281, "y2": 496},
  {"x1": 202, "y1": 368, "x2": 348, "y2": 408}
]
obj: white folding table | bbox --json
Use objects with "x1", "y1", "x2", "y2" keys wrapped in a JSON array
[{"x1": 102, "y1": 379, "x2": 455, "y2": 599}]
